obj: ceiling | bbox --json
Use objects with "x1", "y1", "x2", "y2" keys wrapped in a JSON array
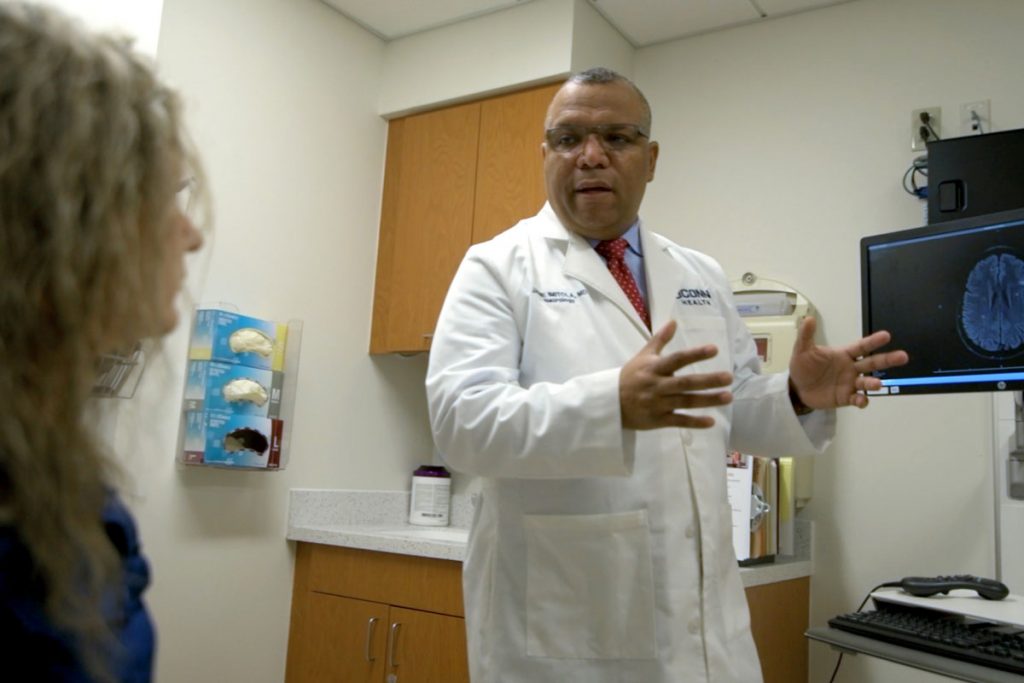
[{"x1": 320, "y1": 0, "x2": 857, "y2": 46}]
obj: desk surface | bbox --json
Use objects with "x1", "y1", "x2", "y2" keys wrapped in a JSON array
[
  {"x1": 872, "y1": 588, "x2": 1024, "y2": 627},
  {"x1": 806, "y1": 627, "x2": 1023, "y2": 683}
]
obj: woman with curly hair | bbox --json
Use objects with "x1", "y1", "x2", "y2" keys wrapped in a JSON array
[{"x1": 0, "y1": 4, "x2": 205, "y2": 681}]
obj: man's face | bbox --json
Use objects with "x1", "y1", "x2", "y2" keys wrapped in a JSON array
[{"x1": 542, "y1": 81, "x2": 659, "y2": 241}]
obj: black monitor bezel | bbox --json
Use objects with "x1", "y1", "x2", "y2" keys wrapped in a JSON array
[{"x1": 860, "y1": 206, "x2": 1024, "y2": 396}]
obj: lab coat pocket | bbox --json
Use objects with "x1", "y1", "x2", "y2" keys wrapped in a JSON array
[{"x1": 523, "y1": 510, "x2": 657, "y2": 660}]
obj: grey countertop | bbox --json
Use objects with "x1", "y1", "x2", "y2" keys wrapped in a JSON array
[{"x1": 286, "y1": 488, "x2": 812, "y2": 587}]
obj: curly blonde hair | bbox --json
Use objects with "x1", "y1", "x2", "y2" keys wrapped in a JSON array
[{"x1": 0, "y1": 4, "x2": 204, "y2": 679}]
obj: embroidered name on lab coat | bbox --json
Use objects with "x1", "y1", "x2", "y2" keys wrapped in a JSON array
[
  {"x1": 676, "y1": 287, "x2": 713, "y2": 306},
  {"x1": 533, "y1": 288, "x2": 589, "y2": 304}
]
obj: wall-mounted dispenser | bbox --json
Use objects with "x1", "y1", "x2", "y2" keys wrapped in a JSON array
[
  {"x1": 177, "y1": 303, "x2": 302, "y2": 471},
  {"x1": 730, "y1": 273, "x2": 815, "y2": 514}
]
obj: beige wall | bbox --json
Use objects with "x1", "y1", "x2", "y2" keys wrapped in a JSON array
[
  {"x1": 637, "y1": 0, "x2": 1024, "y2": 680},
  {"x1": 96, "y1": 0, "x2": 1024, "y2": 681},
  {"x1": 107, "y1": 0, "x2": 433, "y2": 680}
]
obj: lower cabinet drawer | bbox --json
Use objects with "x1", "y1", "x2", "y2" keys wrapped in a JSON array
[{"x1": 306, "y1": 543, "x2": 464, "y2": 617}]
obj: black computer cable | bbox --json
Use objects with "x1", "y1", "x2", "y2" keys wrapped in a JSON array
[
  {"x1": 919, "y1": 111, "x2": 941, "y2": 142},
  {"x1": 827, "y1": 581, "x2": 902, "y2": 682}
]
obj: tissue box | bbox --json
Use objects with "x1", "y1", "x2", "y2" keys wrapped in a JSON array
[
  {"x1": 182, "y1": 411, "x2": 283, "y2": 469},
  {"x1": 189, "y1": 309, "x2": 287, "y2": 371},
  {"x1": 184, "y1": 361, "x2": 282, "y2": 418}
]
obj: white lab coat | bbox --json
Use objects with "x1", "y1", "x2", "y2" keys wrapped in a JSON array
[{"x1": 426, "y1": 204, "x2": 834, "y2": 683}]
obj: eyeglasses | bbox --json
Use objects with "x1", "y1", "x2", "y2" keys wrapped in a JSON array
[
  {"x1": 175, "y1": 176, "x2": 196, "y2": 215},
  {"x1": 544, "y1": 124, "x2": 649, "y2": 154}
]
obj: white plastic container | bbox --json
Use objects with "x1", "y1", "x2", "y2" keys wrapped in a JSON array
[{"x1": 408, "y1": 465, "x2": 451, "y2": 526}]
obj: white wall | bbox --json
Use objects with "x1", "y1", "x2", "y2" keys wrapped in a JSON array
[
  {"x1": 104, "y1": 0, "x2": 435, "y2": 681},
  {"x1": 378, "y1": 0, "x2": 574, "y2": 117},
  {"x1": 636, "y1": 0, "x2": 1024, "y2": 680},
  {"x1": 40, "y1": 0, "x2": 164, "y2": 56},
  {"x1": 569, "y1": 0, "x2": 633, "y2": 76}
]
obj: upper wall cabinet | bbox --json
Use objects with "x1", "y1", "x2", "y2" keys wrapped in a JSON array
[{"x1": 370, "y1": 82, "x2": 562, "y2": 355}]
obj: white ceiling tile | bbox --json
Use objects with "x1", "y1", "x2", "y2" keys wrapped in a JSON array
[
  {"x1": 322, "y1": 0, "x2": 532, "y2": 40},
  {"x1": 588, "y1": 0, "x2": 761, "y2": 46},
  {"x1": 320, "y1": 0, "x2": 860, "y2": 46},
  {"x1": 754, "y1": 0, "x2": 854, "y2": 17}
]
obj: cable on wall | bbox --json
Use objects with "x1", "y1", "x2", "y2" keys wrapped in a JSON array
[{"x1": 902, "y1": 154, "x2": 928, "y2": 199}]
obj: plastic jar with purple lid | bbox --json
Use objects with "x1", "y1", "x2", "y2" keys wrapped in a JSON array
[{"x1": 409, "y1": 465, "x2": 451, "y2": 526}]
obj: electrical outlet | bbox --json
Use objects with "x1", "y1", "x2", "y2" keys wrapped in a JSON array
[
  {"x1": 960, "y1": 99, "x2": 990, "y2": 135},
  {"x1": 911, "y1": 107, "x2": 941, "y2": 151}
]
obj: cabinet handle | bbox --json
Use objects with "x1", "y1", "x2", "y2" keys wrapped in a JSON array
[
  {"x1": 388, "y1": 622, "x2": 402, "y2": 668},
  {"x1": 365, "y1": 617, "x2": 379, "y2": 662},
  {"x1": 422, "y1": 333, "x2": 434, "y2": 340}
]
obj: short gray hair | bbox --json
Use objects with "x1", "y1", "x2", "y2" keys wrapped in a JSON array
[{"x1": 567, "y1": 67, "x2": 652, "y2": 133}]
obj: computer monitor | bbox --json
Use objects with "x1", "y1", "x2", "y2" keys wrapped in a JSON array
[{"x1": 861, "y1": 206, "x2": 1024, "y2": 395}]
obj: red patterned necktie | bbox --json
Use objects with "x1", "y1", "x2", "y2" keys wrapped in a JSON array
[{"x1": 595, "y1": 238, "x2": 650, "y2": 329}]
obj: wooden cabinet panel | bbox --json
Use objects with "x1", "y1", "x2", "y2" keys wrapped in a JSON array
[
  {"x1": 286, "y1": 592, "x2": 387, "y2": 683},
  {"x1": 472, "y1": 82, "x2": 562, "y2": 244},
  {"x1": 307, "y1": 544, "x2": 464, "y2": 617},
  {"x1": 387, "y1": 606, "x2": 470, "y2": 683},
  {"x1": 287, "y1": 544, "x2": 470, "y2": 683},
  {"x1": 370, "y1": 102, "x2": 481, "y2": 354},
  {"x1": 370, "y1": 82, "x2": 564, "y2": 355},
  {"x1": 285, "y1": 591, "x2": 470, "y2": 683},
  {"x1": 746, "y1": 577, "x2": 810, "y2": 683}
]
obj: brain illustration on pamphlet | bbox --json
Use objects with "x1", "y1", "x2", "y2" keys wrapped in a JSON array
[
  {"x1": 222, "y1": 378, "x2": 269, "y2": 406},
  {"x1": 228, "y1": 327, "x2": 274, "y2": 357}
]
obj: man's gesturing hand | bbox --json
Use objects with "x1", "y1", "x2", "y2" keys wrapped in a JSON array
[
  {"x1": 620, "y1": 320, "x2": 734, "y2": 430},
  {"x1": 788, "y1": 316, "x2": 909, "y2": 410}
]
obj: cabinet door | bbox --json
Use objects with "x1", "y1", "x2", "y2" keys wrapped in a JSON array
[
  {"x1": 286, "y1": 592, "x2": 388, "y2": 683},
  {"x1": 746, "y1": 577, "x2": 809, "y2": 683},
  {"x1": 472, "y1": 82, "x2": 562, "y2": 244},
  {"x1": 385, "y1": 606, "x2": 470, "y2": 683},
  {"x1": 370, "y1": 102, "x2": 481, "y2": 354}
]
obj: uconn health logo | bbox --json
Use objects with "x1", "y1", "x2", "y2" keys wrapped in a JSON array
[{"x1": 676, "y1": 287, "x2": 713, "y2": 306}]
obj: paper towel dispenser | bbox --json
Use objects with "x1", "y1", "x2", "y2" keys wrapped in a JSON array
[
  {"x1": 731, "y1": 273, "x2": 811, "y2": 374},
  {"x1": 731, "y1": 273, "x2": 815, "y2": 510}
]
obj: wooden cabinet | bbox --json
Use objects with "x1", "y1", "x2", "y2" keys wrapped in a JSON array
[
  {"x1": 472, "y1": 85, "x2": 558, "y2": 244},
  {"x1": 285, "y1": 543, "x2": 469, "y2": 683},
  {"x1": 370, "y1": 82, "x2": 562, "y2": 354},
  {"x1": 747, "y1": 576, "x2": 810, "y2": 683},
  {"x1": 290, "y1": 593, "x2": 387, "y2": 681},
  {"x1": 385, "y1": 606, "x2": 470, "y2": 682},
  {"x1": 286, "y1": 542, "x2": 808, "y2": 683}
]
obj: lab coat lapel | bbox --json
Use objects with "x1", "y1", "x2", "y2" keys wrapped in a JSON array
[
  {"x1": 642, "y1": 228, "x2": 677, "y2": 332},
  {"x1": 563, "y1": 231, "x2": 650, "y2": 337}
]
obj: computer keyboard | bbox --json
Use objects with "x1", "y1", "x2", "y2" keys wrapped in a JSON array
[{"x1": 829, "y1": 604, "x2": 1024, "y2": 674}]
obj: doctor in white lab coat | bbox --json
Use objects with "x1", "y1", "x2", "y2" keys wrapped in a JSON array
[{"x1": 426, "y1": 67, "x2": 907, "y2": 683}]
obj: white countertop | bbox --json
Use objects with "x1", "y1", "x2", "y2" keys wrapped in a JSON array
[{"x1": 286, "y1": 488, "x2": 812, "y2": 587}]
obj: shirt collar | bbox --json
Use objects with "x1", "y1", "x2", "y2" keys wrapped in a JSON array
[{"x1": 588, "y1": 219, "x2": 643, "y2": 256}]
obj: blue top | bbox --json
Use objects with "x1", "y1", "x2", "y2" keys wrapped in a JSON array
[{"x1": 0, "y1": 494, "x2": 155, "y2": 682}]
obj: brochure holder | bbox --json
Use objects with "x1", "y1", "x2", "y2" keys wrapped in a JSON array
[
  {"x1": 176, "y1": 303, "x2": 302, "y2": 471},
  {"x1": 91, "y1": 341, "x2": 146, "y2": 398}
]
